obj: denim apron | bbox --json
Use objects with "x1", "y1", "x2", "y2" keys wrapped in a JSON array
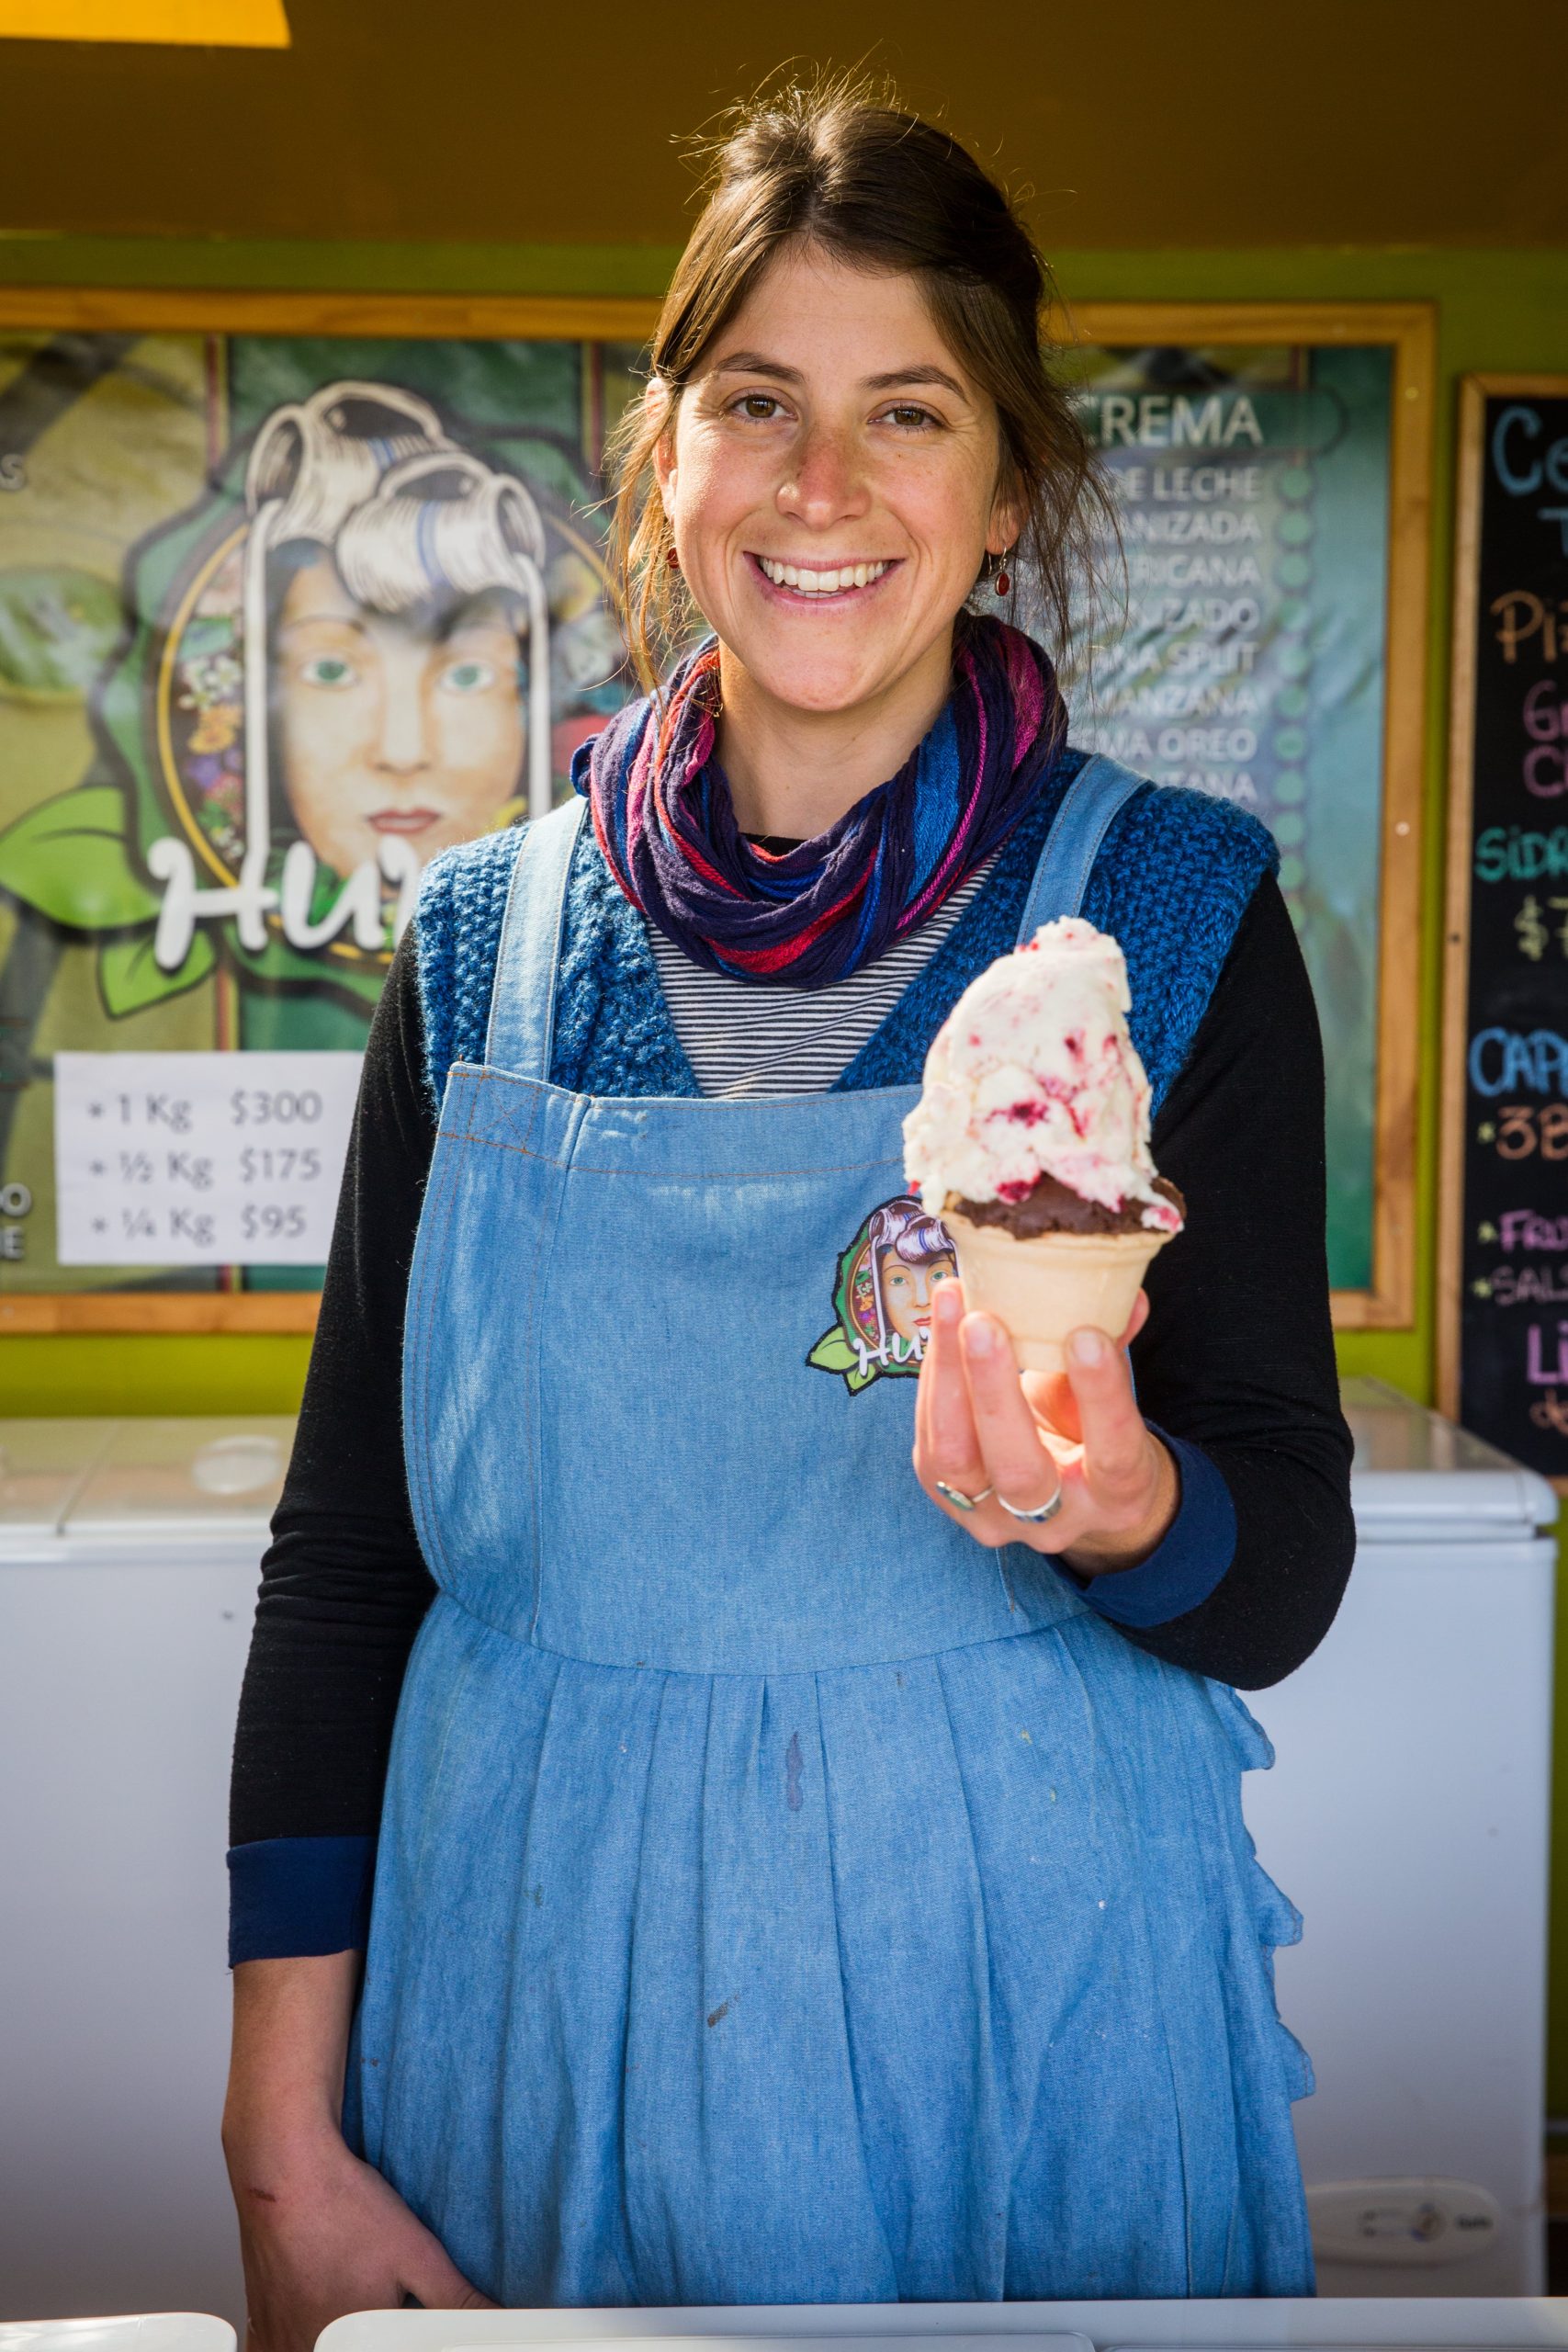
[{"x1": 355, "y1": 757, "x2": 1314, "y2": 2307}]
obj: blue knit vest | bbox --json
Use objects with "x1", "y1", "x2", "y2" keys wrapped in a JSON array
[{"x1": 412, "y1": 746, "x2": 1279, "y2": 1121}]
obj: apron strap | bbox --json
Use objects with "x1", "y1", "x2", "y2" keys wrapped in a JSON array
[
  {"x1": 484, "y1": 798, "x2": 586, "y2": 1080},
  {"x1": 1015, "y1": 752, "x2": 1148, "y2": 943}
]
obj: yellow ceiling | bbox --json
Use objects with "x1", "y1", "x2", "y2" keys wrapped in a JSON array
[{"x1": 0, "y1": 0, "x2": 1557, "y2": 251}]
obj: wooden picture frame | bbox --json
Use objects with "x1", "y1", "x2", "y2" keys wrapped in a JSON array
[
  {"x1": 0, "y1": 290, "x2": 1431, "y2": 1335},
  {"x1": 1438, "y1": 373, "x2": 1568, "y2": 1486}
]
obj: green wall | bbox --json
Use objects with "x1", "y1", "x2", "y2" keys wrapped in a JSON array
[{"x1": 5, "y1": 230, "x2": 1568, "y2": 2088}]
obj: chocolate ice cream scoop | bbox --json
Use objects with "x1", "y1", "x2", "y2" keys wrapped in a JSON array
[{"x1": 951, "y1": 1170, "x2": 1187, "y2": 1239}]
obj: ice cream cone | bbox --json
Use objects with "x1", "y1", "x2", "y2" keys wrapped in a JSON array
[{"x1": 942, "y1": 1209, "x2": 1171, "y2": 1373}]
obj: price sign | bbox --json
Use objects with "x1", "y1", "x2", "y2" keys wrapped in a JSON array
[
  {"x1": 53, "y1": 1052, "x2": 362, "y2": 1266},
  {"x1": 1443, "y1": 379, "x2": 1568, "y2": 1480}
]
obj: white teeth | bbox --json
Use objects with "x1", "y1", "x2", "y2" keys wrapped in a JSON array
[{"x1": 758, "y1": 556, "x2": 889, "y2": 594}]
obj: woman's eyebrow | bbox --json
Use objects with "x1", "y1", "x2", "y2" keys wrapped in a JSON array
[
  {"x1": 277, "y1": 612, "x2": 369, "y2": 638},
  {"x1": 863, "y1": 365, "x2": 970, "y2": 400},
  {"x1": 709, "y1": 351, "x2": 804, "y2": 382},
  {"x1": 705, "y1": 354, "x2": 969, "y2": 401}
]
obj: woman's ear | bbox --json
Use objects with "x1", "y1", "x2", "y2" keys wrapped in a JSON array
[
  {"x1": 649, "y1": 380, "x2": 676, "y2": 511},
  {"x1": 986, "y1": 490, "x2": 1022, "y2": 558}
]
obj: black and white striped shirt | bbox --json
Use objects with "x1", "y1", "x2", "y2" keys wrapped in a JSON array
[{"x1": 644, "y1": 858, "x2": 996, "y2": 1098}]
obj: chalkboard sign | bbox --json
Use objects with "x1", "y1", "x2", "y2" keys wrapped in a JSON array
[{"x1": 1441, "y1": 378, "x2": 1568, "y2": 1484}]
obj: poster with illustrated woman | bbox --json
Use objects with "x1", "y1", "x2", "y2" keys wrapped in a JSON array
[
  {"x1": 223, "y1": 76, "x2": 1356, "y2": 2340},
  {"x1": 0, "y1": 340, "x2": 633, "y2": 1293}
]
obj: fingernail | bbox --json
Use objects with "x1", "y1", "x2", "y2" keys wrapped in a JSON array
[
  {"x1": 1069, "y1": 1327, "x2": 1106, "y2": 1366},
  {"x1": 935, "y1": 1286, "x2": 962, "y2": 1327},
  {"x1": 964, "y1": 1317, "x2": 998, "y2": 1358}
]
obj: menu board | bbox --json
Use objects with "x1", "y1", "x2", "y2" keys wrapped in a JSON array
[
  {"x1": 0, "y1": 294, "x2": 1428, "y2": 1331},
  {"x1": 1442, "y1": 379, "x2": 1568, "y2": 1481},
  {"x1": 1066, "y1": 336, "x2": 1407, "y2": 1303}
]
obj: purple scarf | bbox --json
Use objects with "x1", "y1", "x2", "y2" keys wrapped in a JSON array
[{"x1": 573, "y1": 614, "x2": 1067, "y2": 986}]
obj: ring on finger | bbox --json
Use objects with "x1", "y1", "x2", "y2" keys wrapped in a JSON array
[
  {"x1": 996, "y1": 1483, "x2": 1065, "y2": 1526},
  {"x1": 935, "y1": 1479, "x2": 994, "y2": 1514}
]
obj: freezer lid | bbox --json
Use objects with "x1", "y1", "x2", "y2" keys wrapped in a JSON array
[
  {"x1": 1344, "y1": 1377, "x2": 1560, "y2": 1542},
  {"x1": 58, "y1": 1415, "x2": 296, "y2": 1551},
  {"x1": 0, "y1": 1419, "x2": 118, "y2": 1549}
]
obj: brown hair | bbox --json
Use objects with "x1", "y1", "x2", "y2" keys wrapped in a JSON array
[{"x1": 607, "y1": 73, "x2": 1114, "y2": 691}]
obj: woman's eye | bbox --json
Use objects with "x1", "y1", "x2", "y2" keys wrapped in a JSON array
[
  {"x1": 300, "y1": 654, "x2": 355, "y2": 689},
  {"x1": 441, "y1": 659, "x2": 495, "y2": 694},
  {"x1": 883, "y1": 403, "x2": 939, "y2": 431},
  {"x1": 734, "y1": 393, "x2": 784, "y2": 422}
]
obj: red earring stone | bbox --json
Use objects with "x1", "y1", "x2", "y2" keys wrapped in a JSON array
[{"x1": 666, "y1": 546, "x2": 681, "y2": 571}]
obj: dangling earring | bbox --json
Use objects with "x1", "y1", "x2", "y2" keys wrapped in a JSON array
[
  {"x1": 666, "y1": 545, "x2": 681, "y2": 571},
  {"x1": 993, "y1": 546, "x2": 1013, "y2": 597}
]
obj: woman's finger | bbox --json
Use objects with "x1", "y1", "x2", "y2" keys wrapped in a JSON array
[
  {"x1": 916, "y1": 1281, "x2": 992, "y2": 1515},
  {"x1": 1065, "y1": 1325, "x2": 1147, "y2": 1479},
  {"x1": 959, "y1": 1312, "x2": 1073, "y2": 1538},
  {"x1": 400, "y1": 2237, "x2": 498, "y2": 2312},
  {"x1": 1062, "y1": 1326, "x2": 1170, "y2": 1561},
  {"x1": 1021, "y1": 1289, "x2": 1151, "y2": 1442}
]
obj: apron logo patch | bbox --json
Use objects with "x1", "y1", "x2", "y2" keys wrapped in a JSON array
[{"x1": 807, "y1": 1193, "x2": 958, "y2": 1395}]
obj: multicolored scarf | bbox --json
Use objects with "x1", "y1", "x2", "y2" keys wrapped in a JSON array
[{"x1": 573, "y1": 614, "x2": 1068, "y2": 986}]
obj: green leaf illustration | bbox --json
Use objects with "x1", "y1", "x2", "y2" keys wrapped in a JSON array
[
  {"x1": 97, "y1": 926, "x2": 215, "y2": 1017},
  {"x1": 807, "y1": 1328, "x2": 859, "y2": 1374},
  {"x1": 0, "y1": 785, "x2": 160, "y2": 929}
]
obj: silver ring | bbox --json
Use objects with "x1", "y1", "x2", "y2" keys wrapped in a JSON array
[
  {"x1": 996, "y1": 1484, "x2": 1065, "y2": 1526},
  {"x1": 936, "y1": 1480, "x2": 994, "y2": 1514}
]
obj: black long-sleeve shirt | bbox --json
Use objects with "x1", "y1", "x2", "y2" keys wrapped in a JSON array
[{"x1": 228, "y1": 870, "x2": 1355, "y2": 1958}]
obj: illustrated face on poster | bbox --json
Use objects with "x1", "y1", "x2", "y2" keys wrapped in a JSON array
[{"x1": 273, "y1": 561, "x2": 525, "y2": 877}]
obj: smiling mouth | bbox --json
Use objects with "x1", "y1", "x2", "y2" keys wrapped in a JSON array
[
  {"x1": 368, "y1": 808, "x2": 441, "y2": 835},
  {"x1": 751, "y1": 553, "x2": 895, "y2": 597}
]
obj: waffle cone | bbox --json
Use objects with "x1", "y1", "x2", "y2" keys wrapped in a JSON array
[{"x1": 942, "y1": 1208, "x2": 1171, "y2": 1373}]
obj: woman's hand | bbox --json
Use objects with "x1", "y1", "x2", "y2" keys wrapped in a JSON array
[
  {"x1": 913, "y1": 1278, "x2": 1178, "y2": 1576},
  {"x1": 225, "y1": 1954, "x2": 493, "y2": 2352},
  {"x1": 227, "y1": 2119, "x2": 495, "y2": 2352}
]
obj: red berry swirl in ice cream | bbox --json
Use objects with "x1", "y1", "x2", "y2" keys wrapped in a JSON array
[{"x1": 902, "y1": 916, "x2": 1186, "y2": 1235}]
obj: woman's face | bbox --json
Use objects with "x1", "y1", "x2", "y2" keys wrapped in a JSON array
[
  {"x1": 655, "y1": 243, "x2": 1014, "y2": 730},
  {"x1": 276, "y1": 555, "x2": 525, "y2": 876},
  {"x1": 878, "y1": 1246, "x2": 958, "y2": 1346}
]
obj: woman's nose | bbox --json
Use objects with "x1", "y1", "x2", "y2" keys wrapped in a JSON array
[
  {"x1": 776, "y1": 422, "x2": 870, "y2": 529},
  {"x1": 376, "y1": 663, "x2": 433, "y2": 775}
]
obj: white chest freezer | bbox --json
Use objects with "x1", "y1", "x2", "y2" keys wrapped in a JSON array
[
  {"x1": 0, "y1": 1390, "x2": 1558, "y2": 2324},
  {"x1": 1244, "y1": 1376, "x2": 1561, "y2": 2296},
  {"x1": 0, "y1": 1418, "x2": 290, "y2": 2328}
]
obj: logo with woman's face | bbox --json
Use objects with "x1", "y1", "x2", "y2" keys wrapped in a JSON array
[{"x1": 807, "y1": 1193, "x2": 958, "y2": 1395}]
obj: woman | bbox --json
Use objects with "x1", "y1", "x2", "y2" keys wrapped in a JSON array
[{"x1": 224, "y1": 82, "x2": 1355, "y2": 2339}]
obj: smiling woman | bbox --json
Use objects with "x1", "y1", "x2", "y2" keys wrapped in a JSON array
[{"x1": 225, "y1": 72, "x2": 1353, "y2": 2339}]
